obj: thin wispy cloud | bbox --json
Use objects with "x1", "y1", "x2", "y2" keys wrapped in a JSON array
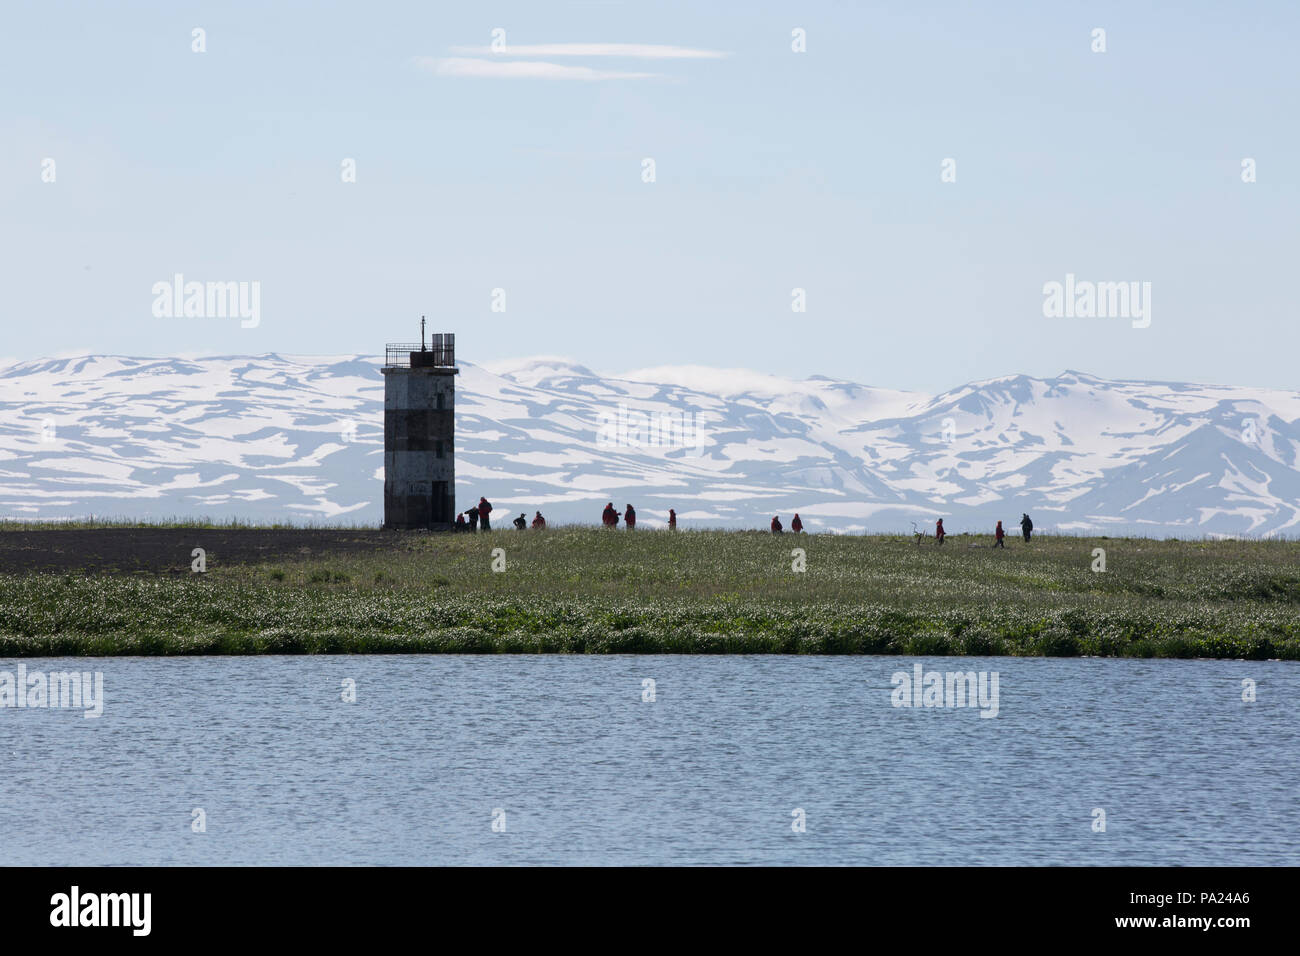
[
  {"x1": 415, "y1": 56, "x2": 661, "y2": 81},
  {"x1": 449, "y1": 43, "x2": 729, "y2": 60}
]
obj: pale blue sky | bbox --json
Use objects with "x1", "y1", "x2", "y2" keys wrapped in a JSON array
[{"x1": 1, "y1": 0, "x2": 1296, "y2": 391}]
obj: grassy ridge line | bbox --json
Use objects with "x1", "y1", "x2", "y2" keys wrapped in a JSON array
[{"x1": 1, "y1": 529, "x2": 1298, "y2": 657}]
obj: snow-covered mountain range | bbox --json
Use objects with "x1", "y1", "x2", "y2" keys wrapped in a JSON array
[{"x1": 2, "y1": 354, "x2": 1298, "y2": 536}]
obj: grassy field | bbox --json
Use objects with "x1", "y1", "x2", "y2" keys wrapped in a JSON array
[{"x1": 0, "y1": 526, "x2": 1297, "y2": 658}]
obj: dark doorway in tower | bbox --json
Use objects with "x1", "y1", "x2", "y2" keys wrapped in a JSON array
[{"x1": 431, "y1": 480, "x2": 450, "y2": 525}]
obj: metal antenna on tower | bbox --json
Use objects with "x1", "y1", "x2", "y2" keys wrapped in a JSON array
[{"x1": 421, "y1": 316, "x2": 426, "y2": 351}]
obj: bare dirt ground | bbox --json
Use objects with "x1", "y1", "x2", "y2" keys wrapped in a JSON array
[{"x1": 0, "y1": 528, "x2": 416, "y2": 574}]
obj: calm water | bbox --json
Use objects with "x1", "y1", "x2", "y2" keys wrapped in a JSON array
[{"x1": 1, "y1": 656, "x2": 1296, "y2": 865}]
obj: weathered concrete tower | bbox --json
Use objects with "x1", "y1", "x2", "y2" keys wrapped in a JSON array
[{"x1": 382, "y1": 325, "x2": 457, "y2": 530}]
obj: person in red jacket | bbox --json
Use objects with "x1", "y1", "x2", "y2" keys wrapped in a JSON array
[
  {"x1": 602, "y1": 502, "x2": 617, "y2": 527},
  {"x1": 771, "y1": 515, "x2": 783, "y2": 533},
  {"x1": 531, "y1": 511, "x2": 546, "y2": 529},
  {"x1": 454, "y1": 512, "x2": 467, "y2": 533},
  {"x1": 935, "y1": 518, "x2": 945, "y2": 545},
  {"x1": 668, "y1": 508, "x2": 677, "y2": 531},
  {"x1": 994, "y1": 520, "x2": 1005, "y2": 548},
  {"x1": 624, "y1": 504, "x2": 636, "y2": 529},
  {"x1": 791, "y1": 513, "x2": 803, "y2": 533},
  {"x1": 478, "y1": 496, "x2": 493, "y2": 531}
]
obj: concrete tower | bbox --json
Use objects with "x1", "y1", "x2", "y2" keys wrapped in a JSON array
[{"x1": 382, "y1": 326, "x2": 458, "y2": 530}]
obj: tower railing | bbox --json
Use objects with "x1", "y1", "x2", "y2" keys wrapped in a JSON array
[{"x1": 384, "y1": 333, "x2": 455, "y2": 368}]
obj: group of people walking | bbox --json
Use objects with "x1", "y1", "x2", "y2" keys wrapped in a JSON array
[
  {"x1": 452, "y1": 499, "x2": 1031, "y2": 542},
  {"x1": 601, "y1": 503, "x2": 667, "y2": 529},
  {"x1": 456, "y1": 497, "x2": 548, "y2": 532},
  {"x1": 932, "y1": 513, "x2": 1032, "y2": 546},
  {"x1": 454, "y1": 497, "x2": 494, "y2": 532},
  {"x1": 456, "y1": 499, "x2": 682, "y2": 531},
  {"x1": 457, "y1": 496, "x2": 549, "y2": 531}
]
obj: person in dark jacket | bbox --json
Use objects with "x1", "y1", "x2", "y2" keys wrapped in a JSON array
[
  {"x1": 771, "y1": 515, "x2": 783, "y2": 533},
  {"x1": 624, "y1": 504, "x2": 636, "y2": 529},
  {"x1": 513, "y1": 513, "x2": 527, "y2": 530},
  {"x1": 668, "y1": 508, "x2": 677, "y2": 531},
  {"x1": 791, "y1": 513, "x2": 803, "y2": 533},
  {"x1": 465, "y1": 508, "x2": 479, "y2": 532},
  {"x1": 994, "y1": 520, "x2": 1005, "y2": 548},
  {"x1": 1020, "y1": 513, "x2": 1033, "y2": 542},
  {"x1": 478, "y1": 497, "x2": 493, "y2": 531}
]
